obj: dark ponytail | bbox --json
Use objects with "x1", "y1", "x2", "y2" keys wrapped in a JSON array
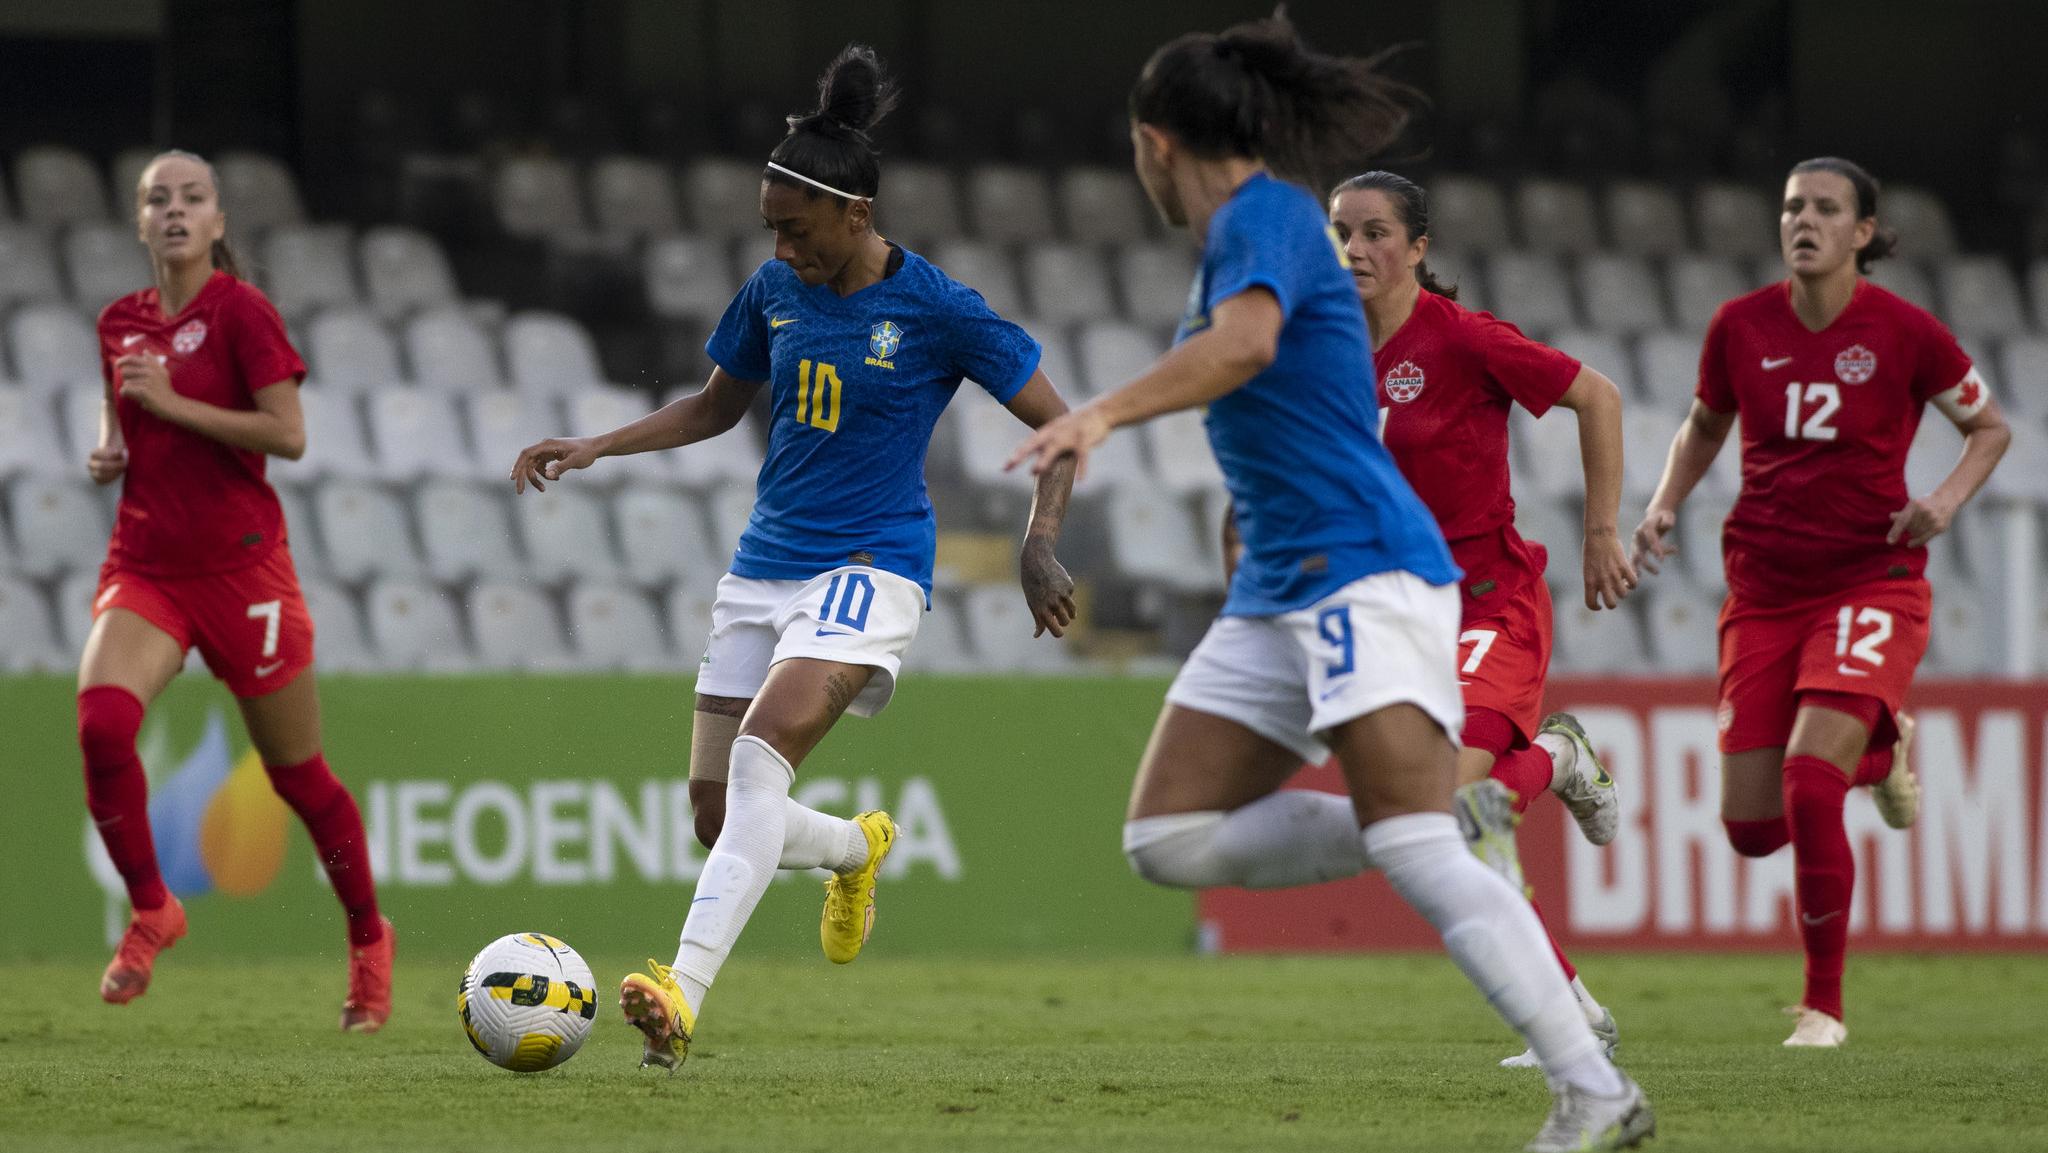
[
  {"x1": 765, "y1": 44, "x2": 900, "y2": 201},
  {"x1": 1331, "y1": 170, "x2": 1457, "y2": 301},
  {"x1": 1790, "y1": 156, "x2": 1897, "y2": 273},
  {"x1": 1128, "y1": 9, "x2": 1416, "y2": 191},
  {"x1": 139, "y1": 149, "x2": 242, "y2": 279}
]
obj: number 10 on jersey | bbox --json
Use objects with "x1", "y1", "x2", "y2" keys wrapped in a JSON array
[{"x1": 797, "y1": 359, "x2": 842, "y2": 432}]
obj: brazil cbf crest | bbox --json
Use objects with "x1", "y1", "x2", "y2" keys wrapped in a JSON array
[{"x1": 870, "y1": 321, "x2": 903, "y2": 360}]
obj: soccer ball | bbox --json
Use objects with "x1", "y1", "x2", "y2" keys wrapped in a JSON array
[{"x1": 457, "y1": 932, "x2": 599, "y2": 1072}]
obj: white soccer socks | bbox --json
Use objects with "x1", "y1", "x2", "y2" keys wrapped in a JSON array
[
  {"x1": 1123, "y1": 790, "x2": 1366, "y2": 889},
  {"x1": 779, "y1": 797, "x2": 868, "y2": 873},
  {"x1": 1362, "y1": 812, "x2": 1623, "y2": 1097},
  {"x1": 671, "y1": 736, "x2": 795, "y2": 1014}
]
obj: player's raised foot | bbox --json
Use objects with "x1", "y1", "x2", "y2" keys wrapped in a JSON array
[
  {"x1": 620, "y1": 960, "x2": 697, "y2": 1073},
  {"x1": 340, "y1": 917, "x2": 396, "y2": 1033},
  {"x1": 1541, "y1": 711, "x2": 1620, "y2": 846},
  {"x1": 1525, "y1": 1073, "x2": 1656, "y2": 1152},
  {"x1": 1871, "y1": 712, "x2": 1920, "y2": 830},
  {"x1": 1453, "y1": 779, "x2": 1525, "y2": 892},
  {"x1": 821, "y1": 810, "x2": 896, "y2": 965},
  {"x1": 100, "y1": 896, "x2": 187, "y2": 1005},
  {"x1": 1783, "y1": 1006, "x2": 1847, "y2": 1048},
  {"x1": 1501, "y1": 1008, "x2": 1620, "y2": 1069}
]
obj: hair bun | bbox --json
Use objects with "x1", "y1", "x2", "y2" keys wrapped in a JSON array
[{"x1": 797, "y1": 43, "x2": 900, "y2": 140}]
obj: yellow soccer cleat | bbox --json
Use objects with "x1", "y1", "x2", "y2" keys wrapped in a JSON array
[
  {"x1": 619, "y1": 959, "x2": 696, "y2": 1073},
  {"x1": 821, "y1": 810, "x2": 896, "y2": 964}
]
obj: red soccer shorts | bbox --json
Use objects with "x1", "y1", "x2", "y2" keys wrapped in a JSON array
[
  {"x1": 1716, "y1": 578, "x2": 1930, "y2": 754},
  {"x1": 94, "y1": 545, "x2": 315, "y2": 698},
  {"x1": 1457, "y1": 575, "x2": 1555, "y2": 744}
]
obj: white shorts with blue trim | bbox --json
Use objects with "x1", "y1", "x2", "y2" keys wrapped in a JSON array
[
  {"x1": 1165, "y1": 569, "x2": 1465, "y2": 762},
  {"x1": 694, "y1": 567, "x2": 924, "y2": 716}
]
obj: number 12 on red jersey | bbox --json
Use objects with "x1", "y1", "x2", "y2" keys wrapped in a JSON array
[{"x1": 1785, "y1": 382, "x2": 1841, "y2": 441}]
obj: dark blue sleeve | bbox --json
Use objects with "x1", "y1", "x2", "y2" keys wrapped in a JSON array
[
  {"x1": 1204, "y1": 193, "x2": 1308, "y2": 321},
  {"x1": 705, "y1": 265, "x2": 774, "y2": 381},
  {"x1": 946, "y1": 284, "x2": 1042, "y2": 404}
]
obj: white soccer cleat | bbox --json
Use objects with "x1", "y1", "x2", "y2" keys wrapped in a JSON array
[
  {"x1": 1501, "y1": 1008, "x2": 1619, "y2": 1069},
  {"x1": 1783, "y1": 1006, "x2": 1847, "y2": 1048},
  {"x1": 1870, "y1": 712, "x2": 1920, "y2": 830},
  {"x1": 1454, "y1": 778, "x2": 1525, "y2": 892},
  {"x1": 1541, "y1": 712, "x2": 1620, "y2": 846},
  {"x1": 1525, "y1": 1073, "x2": 1656, "y2": 1152}
]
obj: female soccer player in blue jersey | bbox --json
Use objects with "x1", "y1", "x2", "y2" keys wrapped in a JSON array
[
  {"x1": 509, "y1": 45, "x2": 1078, "y2": 1071},
  {"x1": 1009, "y1": 16, "x2": 1651, "y2": 1151}
]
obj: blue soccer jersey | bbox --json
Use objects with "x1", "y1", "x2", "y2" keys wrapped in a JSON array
[
  {"x1": 1180, "y1": 172, "x2": 1459, "y2": 616},
  {"x1": 706, "y1": 247, "x2": 1041, "y2": 593}
]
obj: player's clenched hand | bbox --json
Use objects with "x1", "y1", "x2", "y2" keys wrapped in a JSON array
[
  {"x1": 1583, "y1": 528, "x2": 1638, "y2": 610},
  {"x1": 1886, "y1": 495, "x2": 1955, "y2": 548},
  {"x1": 1020, "y1": 537, "x2": 1076, "y2": 638},
  {"x1": 1004, "y1": 406, "x2": 1111, "y2": 481},
  {"x1": 115, "y1": 355, "x2": 180, "y2": 419},
  {"x1": 1629, "y1": 507, "x2": 1678, "y2": 575},
  {"x1": 510, "y1": 436, "x2": 602, "y2": 493},
  {"x1": 86, "y1": 445, "x2": 127, "y2": 485}
]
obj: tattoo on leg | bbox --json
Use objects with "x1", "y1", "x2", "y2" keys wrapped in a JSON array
[
  {"x1": 695, "y1": 694, "x2": 750, "y2": 719},
  {"x1": 823, "y1": 672, "x2": 858, "y2": 719}
]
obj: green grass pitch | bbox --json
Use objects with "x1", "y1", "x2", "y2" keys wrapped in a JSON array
[{"x1": 5, "y1": 953, "x2": 2046, "y2": 1152}]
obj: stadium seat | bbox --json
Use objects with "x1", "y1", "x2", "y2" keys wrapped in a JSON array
[
  {"x1": 0, "y1": 573, "x2": 65, "y2": 672},
  {"x1": 315, "y1": 481, "x2": 423, "y2": 581},
  {"x1": 1427, "y1": 175, "x2": 1513, "y2": 253},
  {"x1": 14, "y1": 145, "x2": 111, "y2": 227},
  {"x1": 1484, "y1": 253, "x2": 1577, "y2": 335},
  {"x1": 967, "y1": 164, "x2": 1056, "y2": 243},
  {"x1": 1576, "y1": 254, "x2": 1667, "y2": 336},
  {"x1": 660, "y1": 391, "x2": 765, "y2": 490},
  {"x1": 1022, "y1": 243, "x2": 1115, "y2": 324},
  {"x1": 272, "y1": 481, "x2": 326, "y2": 575},
  {"x1": 1905, "y1": 412, "x2": 1961, "y2": 497},
  {"x1": 1997, "y1": 337, "x2": 2048, "y2": 423},
  {"x1": 1144, "y1": 409, "x2": 1224, "y2": 497},
  {"x1": 8, "y1": 303, "x2": 99, "y2": 388},
  {"x1": 216, "y1": 151, "x2": 307, "y2": 234},
  {"x1": 878, "y1": 161, "x2": 965, "y2": 248},
  {"x1": 1636, "y1": 330, "x2": 1704, "y2": 411},
  {"x1": 1549, "y1": 586, "x2": 1647, "y2": 673},
  {"x1": 961, "y1": 582, "x2": 1074, "y2": 672},
  {"x1": 259, "y1": 225, "x2": 359, "y2": 319},
  {"x1": 1514, "y1": 179, "x2": 1601, "y2": 254},
  {"x1": 0, "y1": 387, "x2": 63, "y2": 480},
  {"x1": 1623, "y1": 408, "x2": 1680, "y2": 503},
  {"x1": 308, "y1": 309, "x2": 407, "y2": 393},
  {"x1": 1883, "y1": 185, "x2": 1958, "y2": 259},
  {"x1": 364, "y1": 578, "x2": 469, "y2": 671},
  {"x1": 1641, "y1": 580, "x2": 1719, "y2": 673},
  {"x1": 1676, "y1": 490, "x2": 1732, "y2": 594},
  {"x1": 63, "y1": 222, "x2": 152, "y2": 307},
  {"x1": 0, "y1": 227, "x2": 65, "y2": 306},
  {"x1": 682, "y1": 157, "x2": 762, "y2": 239},
  {"x1": 1104, "y1": 486, "x2": 1222, "y2": 594},
  {"x1": 505, "y1": 310, "x2": 605, "y2": 395},
  {"x1": 664, "y1": 581, "x2": 717, "y2": 666},
  {"x1": 1924, "y1": 581, "x2": 1991, "y2": 674},
  {"x1": 54, "y1": 568, "x2": 99, "y2": 655},
  {"x1": 1116, "y1": 241, "x2": 1197, "y2": 328},
  {"x1": 1023, "y1": 322, "x2": 1081, "y2": 397},
  {"x1": 1548, "y1": 329, "x2": 1637, "y2": 398},
  {"x1": 1937, "y1": 256, "x2": 2028, "y2": 339},
  {"x1": 587, "y1": 155, "x2": 681, "y2": 241},
  {"x1": 644, "y1": 233, "x2": 742, "y2": 322},
  {"x1": 1508, "y1": 405, "x2": 1583, "y2": 501},
  {"x1": 1604, "y1": 181, "x2": 1689, "y2": 257},
  {"x1": 495, "y1": 156, "x2": 588, "y2": 241},
  {"x1": 1692, "y1": 183, "x2": 1778, "y2": 259},
  {"x1": 109, "y1": 148, "x2": 154, "y2": 209},
  {"x1": 1866, "y1": 259, "x2": 1940, "y2": 314},
  {"x1": 1665, "y1": 255, "x2": 1748, "y2": 334},
  {"x1": 566, "y1": 581, "x2": 672, "y2": 670},
  {"x1": 1421, "y1": 250, "x2": 1486, "y2": 313},
  {"x1": 299, "y1": 576, "x2": 378, "y2": 672},
  {"x1": 271, "y1": 390, "x2": 376, "y2": 485},
  {"x1": 1058, "y1": 166, "x2": 1151, "y2": 245},
  {"x1": 515, "y1": 484, "x2": 622, "y2": 585},
  {"x1": 951, "y1": 394, "x2": 1037, "y2": 494},
  {"x1": 929, "y1": 241, "x2": 1025, "y2": 319},
  {"x1": 613, "y1": 486, "x2": 720, "y2": 592},
  {"x1": 406, "y1": 307, "x2": 504, "y2": 391},
  {"x1": 359, "y1": 225, "x2": 461, "y2": 319},
  {"x1": 58, "y1": 386, "x2": 109, "y2": 467},
  {"x1": 1078, "y1": 321, "x2": 1166, "y2": 397},
  {"x1": 366, "y1": 386, "x2": 476, "y2": 482},
  {"x1": 415, "y1": 479, "x2": 521, "y2": 583},
  {"x1": 565, "y1": 387, "x2": 670, "y2": 482},
  {"x1": 7, "y1": 475, "x2": 109, "y2": 578},
  {"x1": 901, "y1": 590, "x2": 976, "y2": 673},
  {"x1": 467, "y1": 390, "x2": 559, "y2": 481}
]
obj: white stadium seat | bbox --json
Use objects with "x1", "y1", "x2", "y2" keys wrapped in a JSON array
[
  {"x1": 495, "y1": 156, "x2": 588, "y2": 241},
  {"x1": 568, "y1": 387, "x2": 670, "y2": 483},
  {"x1": 467, "y1": 391, "x2": 560, "y2": 483},
  {"x1": 7, "y1": 302, "x2": 99, "y2": 387},
  {"x1": 566, "y1": 581, "x2": 672, "y2": 671},
  {"x1": 1023, "y1": 243, "x2": 1116, "y2": 325},
  {"x1": 1548, "y1": 329, "x2": 1636, "y2": 398},
  {"x1": 1483, "y1": 253, "x2": 1577, "y2": 334},
  {"x1": 505, "y1": 311, "x2": 606, "y2": 396},
  {"x1": 1883, "y1": 185, "x2": 1958, "y2": 259},
  {"x1": 415, "y1": 480, "x2": 521, "y2": 583},
  {"x1": 588, "y1": 155, "x2": 681, "y2": 241},
  {"x1": 682, "y1": 157, "x2": 762, "y2": 239},
  {"x1": 901, "y1": 591, "x2": 977, "y2": 673},
  {"x1": 299, "y1": 576, "x2": 378, "y2": 672},
  {"x1": 1514, "y1": 179, "x2": 1601, "y2": 254},
  {"x1": 1144, "y1": 409, "x2": 1225, "y2": 497},
  {"x1": 1866, "y1": 259, "x2": 1939, "y2": 315},
  {"x1": 271, "y1": 390, "x2": 377, "y2": 485},
  {"x1": 7, "y1": 476, "x2": 110, "y2": 578},
  {"x1": 365, "y1": 387, "x2": 475, "y2": 481},
  {"x1": 272, "y1": 481, "x2": 325, "y2": 576},
  {"x1": 1024, "y1": 323, "x2": 1082, "y2": 398},
  {"x1": 962, "y1": 582, "x2": 1074, "y2": 673},
  {"x1": 1676, "y1": 489, "x2": 1733, "y2": 596},
  {"x1": 1104, "y1": 486, "x2": 1222, "y2": 594},
  {"x1": 54, "y1": 569, "x2": 99, "y2": 656},
  {"x1": 0, "y1": 574, "x2": 66, "y2": 672},
  {"x1": 1636, "y1": 330, "x2": 1705, "y2": 411},
  {"x1": 1509, "y1": 405, "x2": 1583, "y2": 501},
  {"x1": 14, "y1": 145, "x2": 110, "y2": 227},
  {"x1": 1938, "y1": 256, "x2": 2028, "y2": 340},
  {"x1": 1549, "y1": 587, "x2": 1648, "y2": 674},
  {"x1": 407, "y1": 307, "x2": 504, "y2": 392},
  {"x1": 1427, "y1": 175, "x2": 1513, "y2": 253},
  {"x1": 1623, "y1": 409, "x2": 1679, "y2": 503},
  {"x1": 950, "y1": 395, "x2": 1036, "y2": 494},
  {"x1": 1998, "y1": 337, "x2": 2048, "y2": 422},
  {"x1": 1421, "y1": 250, "x2": 1486, "y2": 314},
  {"x1": 1116, "y1": 241, "x2": 1197, "y2": 328},
  {"x1": 63, "y1": 223, "x2": 153, "y2": 306},
  {"x1": 613, "y1": 486, "x2": 721, "y2": 593},
  {"x1": 260, "y1": 224, "x2": 359, "y2": 319},
  {"x1": 59, "y1": 386, "x2": 110, "y2": 468},
  {"x1": 365, "y1": 578, "x2": 469, "y2": 671},
  {"x1": 1058, "y1": 166, "x2": 1151, "y2": 246},
  {"x1": 360, "y1": 226, "x2": 460, "y2": 319},
  {"x1": 1078, "y1": 321, "x2": 1166, "y2": 397},
  {"x1": 878, "y1": 162, "x2": 966, "y2": 248},
  {"x1": 308, "y1": 308, "x2": 406, "y2": 393},
  {"x1": 1692, "y1": 183, "x2": 1778, "y2": 260},
  {"x1": 1642, "y1": 580, "x2": 1719, "y2": 674},
  {"x1": 515, "y1": 485, "x2": 622, "y2": 585},
  {"x1": 1577, "y1": 254, "x2": 1667, "y2": 336},
  {"x1": 665, "y1": 581, "x2": 718, "y2": 667},
  {"x1": 1666, "y1": 255, "x2": 1749, "y2": 334},
  {"x1": 1924, "y1": 581, "x2": 1991, "y2": 674},
  {"x1": 316, "y1": 481, "x2": 423, "y2": 581},
  {"x1": 0, "y1": 387, "x2": 63, "y2": 480},
  {"x1": 644, "y1": 234, "x2": 742, "y2": 323},
  {"x1": 1604, "y1": 181, "x2": 1688, "y2": 257},
  {"x1": 660, "y1": 394, "x2": 765, "y2": 490},
  {"x1": 217, "y1": 150, "x2": 307, "y2": 234},
  {"x1": 967, "y1": 164, "x2": 1056, "y2": 244},
  {"x1": 929, "y1": 241, "x2": 1025, "y2": 319}
]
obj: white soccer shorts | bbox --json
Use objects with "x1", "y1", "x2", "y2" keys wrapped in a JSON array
[
  {"x1": 1165, "y1": 569, "x2": 1465, "y2": 761},
  {"x1": 694, "y1": 567, "x2": 925, "y2": 716}
]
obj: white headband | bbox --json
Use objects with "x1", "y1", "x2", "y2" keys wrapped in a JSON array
[{"x1": 765, "y1": 161, "x2": 872, "y2": 203}]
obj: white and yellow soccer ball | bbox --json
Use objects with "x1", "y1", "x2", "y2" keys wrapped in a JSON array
[{"x1": 458, "y1": 933, "x2": 598, "y2": 1072}]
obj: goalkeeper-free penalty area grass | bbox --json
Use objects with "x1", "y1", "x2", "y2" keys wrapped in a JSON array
[{"x1": 4, "y1": 953, "x2": 2045, "y2": 1152}]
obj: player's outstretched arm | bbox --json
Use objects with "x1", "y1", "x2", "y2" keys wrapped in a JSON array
[
  {"x1": 115, "y1": 353, "x2": 306, "y2": 459},
  {"x1": 1004, "y1": 289, "x2": 1280, "y2": 478},
  {"x1": 1003, "y1": 371, "x2": 1078, "y2": 638},
  {"x1": 511, "y1": 368, "x2": 762, "y2": 492},
  {"x1": 1552, "y1": 366, "x2": 1638, "y2": 609},
  {"x1": 1631, "y1": 400, "x2": 1734, "y2": 575},
  {"x1": 1888, "y1": 389, "x2": 2011, "y2": 547}
]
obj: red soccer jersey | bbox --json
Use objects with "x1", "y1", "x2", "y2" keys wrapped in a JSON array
[
  {"x1": 97, "y1": 271, "x2": 306, "y2": 576},
  {"x1": 1697, "y1": 279, "x2": 1977, "y2": 605},
  {"x1": 1375, "y1": 289, "x2": 1581, "y2": 598}
]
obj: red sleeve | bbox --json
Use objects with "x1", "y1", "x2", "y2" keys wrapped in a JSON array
[
  {"x1": 1695, "y1": 305, "x2": 1736, "y2": 413},
  {"x1": 228, "y1": 284, "x2": 307, "y2": 393},
  {"x1": 1467, "y1": 311, "x2": 1580, "y2": 418},
  {"x1": 1908, "y1": 305, "x2": 1974, "y2": 403}
]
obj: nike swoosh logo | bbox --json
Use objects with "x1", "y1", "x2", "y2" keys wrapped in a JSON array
[
  {"x1": 815, "y1": 626, "x2": 858, "y2": 638},
  {"x1": 692, "y1": 896, "x2": 718, "y2": 903},
  {"x1": 1762, "y1": 357, "x2": 1794, "y2": 371},
  {"x1": 254, "y1": 660, "x2": 285, "y2": 678},
  {"x1": 122, "y1": 334, "x2": 145, "y2": 347},
  {"x1": 770, "y1": 318, "x2": 799, "y2": 328},
  {"x1": 1801, "y1": 910, "x2": 1844, "y2": 927},
  {"x1": 1835, "y1": 664, "x2": 1871, "y2": 678}
]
